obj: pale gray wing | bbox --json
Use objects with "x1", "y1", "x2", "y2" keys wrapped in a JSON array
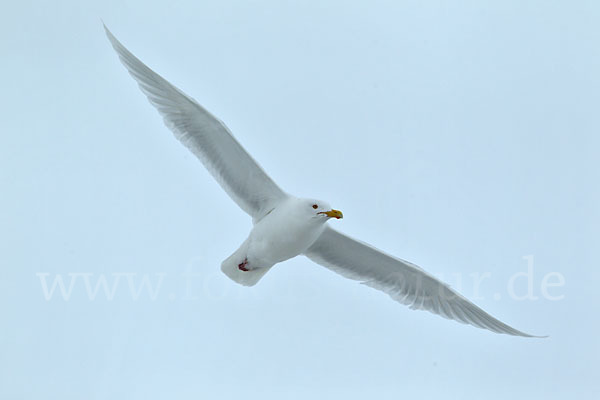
[
  {"x1": 104, "y1": 25, "x2": 288, "y2": 220},
  {"x1": 305, "y1": 226, "x2": 542, "y2": 337}
]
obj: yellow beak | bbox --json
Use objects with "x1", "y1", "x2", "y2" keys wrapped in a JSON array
[{"x1": 319, "y1": 209, "x2": 343, "y2": 219}]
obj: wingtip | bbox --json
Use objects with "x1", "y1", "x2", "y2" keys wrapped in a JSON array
[
  {"x1": 510, "y1": 331, "x2": 548, "y2": 339},
  {"x1": 102, "y1": 21, "x2": 117, "y2": 44},
  {"x1": 531, "y1": 334, "x2": 550, "y2": 339}
]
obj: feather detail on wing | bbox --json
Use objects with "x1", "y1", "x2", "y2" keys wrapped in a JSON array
[
  {"x1": 305, "y1": 226, "x2": 542, "y2": 337},
  {"x1": 104, "y1": 25, "x2": 287, "y2": 220}
]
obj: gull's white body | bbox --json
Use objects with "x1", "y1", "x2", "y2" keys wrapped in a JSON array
[
  {"x1": 222, "y1": 197, "x2": 331, "y2": 286},
  {"x1": 105, "y1": 25, "x2": 543, "y2": 337}
]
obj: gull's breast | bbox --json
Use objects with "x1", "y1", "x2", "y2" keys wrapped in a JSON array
[{"x1": 247, "y1": 212, "x2": 325, "y2": 266}]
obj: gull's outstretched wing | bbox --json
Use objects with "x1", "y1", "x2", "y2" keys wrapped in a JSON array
[
  {"x1": 104, "y1": 26, "x2": 288, "y2": 220},
  {"x1": 305, "y1": 226, "x2": 541, "y2": 337}
]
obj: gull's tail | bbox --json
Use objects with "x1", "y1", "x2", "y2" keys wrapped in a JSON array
[{"x1": 221, "y1": 250, "x2": 273, "y2": 287}]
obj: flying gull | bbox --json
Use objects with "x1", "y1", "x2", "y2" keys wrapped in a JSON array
[{"x1": 104, "y1": 25, "x2": 542, "y2": 337}]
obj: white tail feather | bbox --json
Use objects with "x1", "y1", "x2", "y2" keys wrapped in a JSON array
[{"x1": 220, "y1": 253, "x2": 272, "y2": 287}]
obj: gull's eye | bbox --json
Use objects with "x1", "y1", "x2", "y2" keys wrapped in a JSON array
[{"x1": 312, "y1": 204, "x2": 318, "y2": 209}]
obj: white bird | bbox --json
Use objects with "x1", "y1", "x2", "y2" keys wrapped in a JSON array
[{"x1": 105, "y1": 25, "x2": 542, "y2": 337}]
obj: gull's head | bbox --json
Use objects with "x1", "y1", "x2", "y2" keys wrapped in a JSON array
[{"x1": 299, "y1": 198, "x2": 343, "y2": 222}]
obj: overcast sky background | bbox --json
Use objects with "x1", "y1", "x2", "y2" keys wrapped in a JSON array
[{"x1": 1, "y1": 0, "x2": 599, "y2": 398}]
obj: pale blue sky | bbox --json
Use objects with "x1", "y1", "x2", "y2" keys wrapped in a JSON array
[{"x1": 1, "y1": 1, "x2": 599, "y2": 398}]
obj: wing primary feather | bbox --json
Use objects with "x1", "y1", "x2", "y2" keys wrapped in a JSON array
[
  {"x1": 305, "y1": 226, "x2": 545, "y2": 337},
  {"x1": 104, "y1": 24, "x2": 288, "y2": 220}
]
